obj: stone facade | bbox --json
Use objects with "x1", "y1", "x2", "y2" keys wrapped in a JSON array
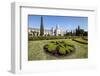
[{"x1": 28, "y1": 25, "x2": 64, "y2": 37}]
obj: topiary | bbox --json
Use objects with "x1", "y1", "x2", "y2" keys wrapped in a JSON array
[
  {"x1": 44, "y1": 40, "x2": 75, "y2": 56},
  {"x1": 65, "y1": 47, "x2": 71, "y2": 54},
  {"x1": 47, "y1": 44, "x2": 57, "y2": 53},
  {"x1": 58, "y1": 46, "x2": 66, "y2": 55},
  {"x1": 68, "y1": 46, "x2": 74, "y2": 52},
  {"x1": 50, "y1": 41, "x2": 56, "y2": 43},
  {"x1": 43, "y1": 44, "x2": 48, "y2": 50}
]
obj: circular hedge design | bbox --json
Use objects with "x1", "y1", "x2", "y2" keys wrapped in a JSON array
[{"x1": 44, "y1": 41, "x2": 75, "y2": 56}]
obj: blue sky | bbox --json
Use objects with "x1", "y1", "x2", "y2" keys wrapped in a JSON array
[{"x1": 28, "y1": 15, "x2": 88, "y2": 32}]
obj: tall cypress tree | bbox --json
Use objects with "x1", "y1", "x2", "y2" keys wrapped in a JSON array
[
  {"x1": 78, "y1": 25, "x2": 80, "y2": 36},
  {"x1": 78, "y1": 25, "x2": 80, "y2": 31},
  {"x1": 40, "y1": 16, "x2": 44, "y2": 36}
]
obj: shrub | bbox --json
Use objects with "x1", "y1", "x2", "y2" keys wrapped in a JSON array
[
  {"x1": 65, "y1": 47, "x2": 70, "y2": 54},
  {"x1": 44, "y1": 40, "x2": 75, "y2": 56},
  {"x1": 58, "y1": 43, "x2": 65, "y2": 47},
  {"x1": 50, "y1": 41, "x2": 56, "y2": 43},
  {"x1": 66, "y1": 46, "x2": 73, "y2": 53},
  {"x1": 72, "y1": 38, "x2": 87, "y2": 44},
  {"x1": 28, "y1": 36, "x2": 65, "y2": 41},
  {"x1": 47, "y1": 44, "x2": 57, "y2": 53},
  {"x1": 43, "y1": 44, "x2": 48, "y2": 50},
  {"x1": 82, "y1": 36, "x2": 88, "y2": 41},
  {"x1": 69, "y1": 46, "x2": 74, "y2": 51},
  {"x1": 58, "y1": 46, "x2": 66, "y2": 55},
  {"x1": 28, "y1": 37, "x2": 33, "y2": 41}
]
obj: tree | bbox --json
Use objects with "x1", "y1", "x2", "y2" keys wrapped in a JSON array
[
  {"x1": 40, "y1": 16, "x2": 44, "y2": 36},
  {"x1": 75, "y1": 25, "x2": 81, "y2": 36},
  {"x1": 75, "y1": 28, "x2": 78, "y2": 36},
  {"x1": 70, "y1": 30, "x2": 73, "y2": 36},
  {"x1": 83, "y1": 31, "x2": 88, "y2": 36},
  {"x1": 75, "y1": 25, "x2": 87, "y2": 36},
  {"x1": 79, "y1": 29, "x2": 84, "y2": 36},
  {"x1": 78, "y1": 25, "x2": 80, "y2": 31},
  {"x1": 77, "y1": 25, "x2": 80, "y2": 36}
]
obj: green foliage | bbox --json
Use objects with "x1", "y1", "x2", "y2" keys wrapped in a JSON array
[
  {"x1": 28, "y1": 36, "x2": 33, "y2": 41},
  {"x1": 64, "y1": 25, "x2": 88, "y2": 36},
  {"x1": 59, "y1": 46, "x2": 66, "y2": 55},
  {"x1": 44, "y1": 41, "x2": 75, "y2": 56},
  {"x1": 65, "y1": 47, "x2": 70, "y2": 54},
  {"x1": 82, "y1": 36, "x2": 88, "y2": 40},
  {"x1": 43, "y1": 44, "x2": 48, "y2": 50},
  {"x1": 28, "y1": 39, "x2": 88, "y2": 60},
  {"x1": 75, "y1": 25, "x2": 88, "y2": 36},
  {"x1": 66, "y1": 46, "x2": 73, "y2": 53},
  {"x1": 28, "y1": 36, "x2": 65, "y2": 41},
  {"x1": 47, "y1": 44, "x2": 57, "y2": 53},
  {"x1": 50, "y1": 41, "x2": 56, "y2": 43},
  {"x1": 72, "y1": 38, "x2": 88, "y2": 44},
  {"x1": 68, "y1": 46, "x2": 74, "y2": 51},
  {"x1": 28, "y1": 34, "x2": 88, "y2": 41}
]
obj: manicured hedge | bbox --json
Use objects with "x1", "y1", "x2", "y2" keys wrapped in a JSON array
[
  {"x1": 47, "y1": 43, "x2": 57, "y2": 53},
  {"x1": 28, "y1": 36, "x2": 78, "y2": 41},
  {"x1": 59, "y1": 46, "x2": 66, "y2": 55},
  {"x1": 29, "y1": 35, "x2": 88, "y2": 41},
  {"x1": 28, "y1": 36, "x2": 65, "y2": 41},
  {"x1": 72, "y1": 38, "x2": 88, "y2": 44},
  {"x1": 82, "y1": 36, "x2": 88, "y2": 41},
  {"x1": 44, "y1": 41, "x2": 75, "y2": 56}
]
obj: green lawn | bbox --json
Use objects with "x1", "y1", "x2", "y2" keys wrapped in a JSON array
[{"x1": 28, "y1": 39, "x2": 88, "y2": 61}]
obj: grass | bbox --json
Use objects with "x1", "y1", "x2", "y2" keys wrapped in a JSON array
[{"x1": 28, "y1": 39, "x2": 88, "y2": 61}]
